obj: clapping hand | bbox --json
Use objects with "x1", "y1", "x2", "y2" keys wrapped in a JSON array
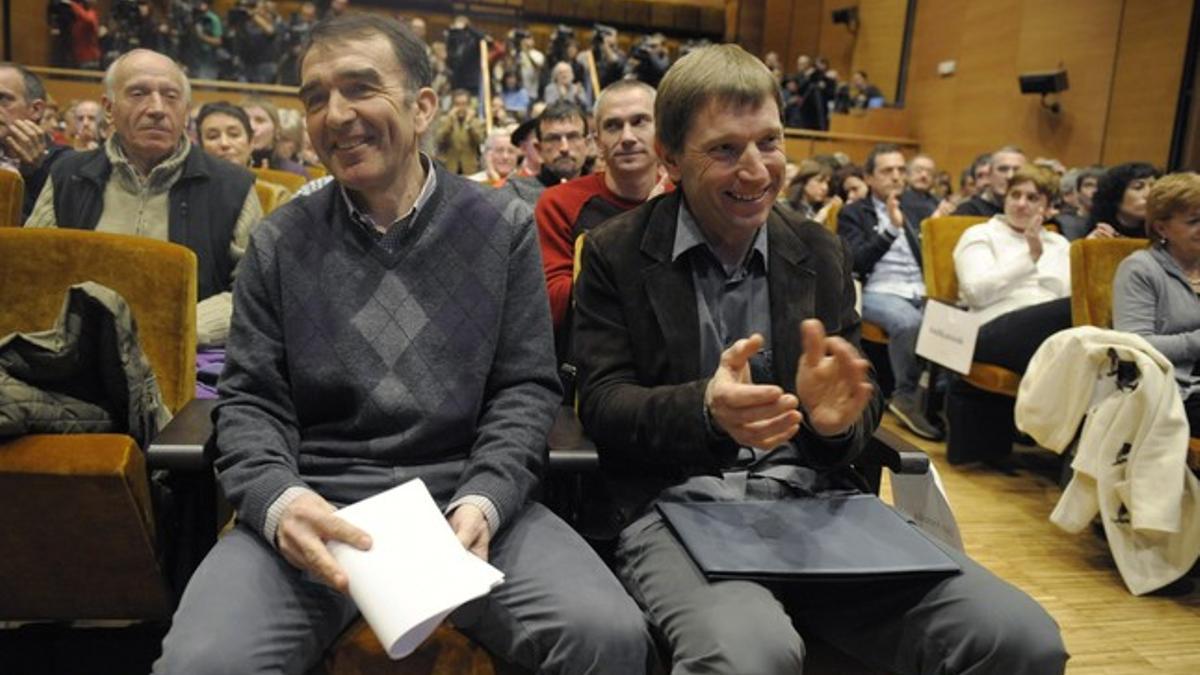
[
  {"x1": 794, "y1": 320, "x2": 873, "y2": 437},
  {"x1": 704, "y1": 334, "x2": 802, "y2": 450}
]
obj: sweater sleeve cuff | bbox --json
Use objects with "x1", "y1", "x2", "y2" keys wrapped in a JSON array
[
  {"x1": 264, "y1": 485, "x2": 317, "y2": 548},
  {"x1": 446, "y1": 494, "x2": 500, "y2": 537},
  {"x1": 196, "y1": 292, "x2": 233, "y2": 347}
]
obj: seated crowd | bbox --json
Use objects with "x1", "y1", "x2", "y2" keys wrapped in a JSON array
[{"x1": 3, "y1": 8, "x2": 1200, "y2": 675}]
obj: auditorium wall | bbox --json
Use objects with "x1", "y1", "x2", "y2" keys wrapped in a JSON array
[{"x1": 903, "y1": 0, "x2": 1193, "y2": 177}]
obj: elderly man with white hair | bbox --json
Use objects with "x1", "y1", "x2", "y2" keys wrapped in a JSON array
[
  {"x1": 26, "y1": 49, "x2": 262, "y2": 347},
  {"x1": 468, "y1": 126, "x2": 520, "y2": 186}
]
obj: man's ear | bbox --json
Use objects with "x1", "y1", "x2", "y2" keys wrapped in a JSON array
[
  {"x1": 28, "y1": 99, "x2": 45, "y2": 124},
  {"x1": 101, "y1": 95, "x2": 114, "y2": 123},
  {"x1": 656, "y1": 139, "x2": 683, "y2": 185},
  {"x1": 412, "y1": 87, "x2": 439, "y2": 135}
]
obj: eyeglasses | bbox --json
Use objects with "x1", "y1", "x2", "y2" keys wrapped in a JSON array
[{"x1": 542, "y1": 131, "x2": 585, "y2": 145}]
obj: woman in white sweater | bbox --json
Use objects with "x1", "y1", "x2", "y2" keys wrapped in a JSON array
[{"x1": 945, "y1": 165, "x2": 1073, "y2": 463}]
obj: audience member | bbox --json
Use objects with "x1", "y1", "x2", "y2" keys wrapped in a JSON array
[
  {"x1": 830, "y1": 163, "x2": 868, "y2": 204},
  {"x1": 901, "y1": 153, "x2": 954, "y2": 222},
  {"x1": 1057, "y1": 166, "x2": 1102, "y2": 240},
  {"x1": 501, "y1": 100, "x2": 589, "y2": 205},
  {"x1": 955, "y1": 145, "x2": 1025, "y2": 217},
  {"x1": 946, "y1": 165, "x2": 1071, "y2": 463},
  {"x1": 836, "y1": 70, "x2": 884, "y2": 111},
  {"x1": 65, "y1": 0, "x2": 103, "y2": 69},
  {"x1": 197, "y1": 100, "x2": 292, "y2": 208},
  {"x1": 469, "y1": 127, "x2": 519, "y2": 187},
  {"x1": 0, "y1": 62, "x2": 71, "y2": 221},
  {"x1": 510, "y1": 116, "x2": 540, "y2": 178},
  {"x1": 840, "y1": 143, "x2": 942, "y2": 439},
  {"x1": 69, "y1": 98, "x2": 103, "y2": 150},
  {"x1": 26, "y1": 49, "x2": 261, "y2": 348},
  {"x1": 1086, "y1": 162, "x2": 1160, "y2": 238},
  {"x1": 435, "y1": 89, "x2": 487, "y2": 175},
  {"x1": 542, "y1": 61, "x2": 591, "y2": 110},
  {"x1": 153, "y1": 15, "x2": 652, "y2": 673},
  {"x1": 536, "y1": 80, "x2": 668, "y2": 355},
  {"x1": 1114, "y1": 172, "x2": 1200, "y2": 436},
  {"x1": 243, "y1": 96, "x2": 308, "y2": 176},
  {"x1": 499, "y1": 70, "x2": 531, "y2": 118},
  {"x1": 280, "y1": 1, "x2": 319, "y2": 85},
  {"x1": 573, "y1": 43, "x2": 1067, "y2": 675},
  {"x1": 786, "y1": 158, "x2": 839, "y2": 223}
]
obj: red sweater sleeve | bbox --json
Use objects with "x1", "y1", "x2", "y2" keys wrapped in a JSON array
[{"x1": 535, "y1": 187, "x2": 579, "y2": 328}]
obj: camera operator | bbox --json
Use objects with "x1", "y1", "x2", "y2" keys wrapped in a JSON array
[
  {"x1": 181, "y1": 1, "x2": 223, "y2": 79},
  {"x1": 54, "y1": 0, "x2": 102, "y2": 69},
  {"x1": 591, "y1": 25, "x2": 625, "y2": 90},
  {"x1": 237, "y1": 1, "x2": 284, "y2": 83},
  {"x1": 278, "y1": 1, "x2": 317, "y2": 86},
  {"x1": 511, "y1": 29, "x2": 544, "y2": 101},
  {"x1": 445, "y1": 15, "x2": 486, "y2": 93},
  {"x1": 626, "y1": 33, "x2": 669, "y2": 88}
]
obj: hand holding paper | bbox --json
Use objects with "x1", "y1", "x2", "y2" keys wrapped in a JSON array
[
  {"x1": 276, "y1": 490, "x2": 372, "y2": 593},
  {"x1": 328, "y1": 479, "x2": 505, "y2": 659}
]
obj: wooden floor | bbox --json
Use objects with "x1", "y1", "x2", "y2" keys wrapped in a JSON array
[{"x1": 875, "y1": 413, "x2": 1200, "y2": 675}]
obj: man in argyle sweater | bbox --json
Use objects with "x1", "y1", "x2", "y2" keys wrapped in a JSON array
[{"x1": 155, "y1": 15, "x2": 652, "y2": 674}]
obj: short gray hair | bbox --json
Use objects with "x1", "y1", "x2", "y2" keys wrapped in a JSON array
[{"x1": 103, "y1": 49, "x2": 191, "y2": 102}]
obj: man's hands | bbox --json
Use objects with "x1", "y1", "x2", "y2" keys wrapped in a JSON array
[
  {"x1": 885, "y1": 191, "x2": 905, "y2": 230},
  {"x1": 1087, "y1": 222, "x2": 1118, "y2": 239},
  {"x1": 794, "y1": 319, "x2": 874, "y2": 437},
  {"x1": 2, "y1": 119, "x2": 47, "y2": 170},
  {"x1": 449, "y1": 503, "x2": 491, "y2": 561},
  {"x1": 705, "y1": 334, "x2": 802, "y2": 449},
  {"x1": 276, "y1": 491, "x2": 371, "y2": 593}
]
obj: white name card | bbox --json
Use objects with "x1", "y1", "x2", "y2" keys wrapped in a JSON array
[{"x1": 915, "y1": 300, "x2": 980, "y2": 375}]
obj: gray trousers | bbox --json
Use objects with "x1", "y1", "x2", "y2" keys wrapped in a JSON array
[
  {"x1": 614, "y1": 476, "x2": 1068, "y2": 675},
  {"x1": 155, "y1": 502, "x2": 654, "y2": 674}
]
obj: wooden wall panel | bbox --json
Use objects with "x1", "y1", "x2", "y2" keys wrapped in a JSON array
[
  {"x1": 906, "y1": 0, "x2": 1129, "y2": 178},
  {"x1": 1102, "y1": 0, "x2": 1194, "y2": 166},
  {"x1": 850, "y1": 0, "x2": 907, "y2": 103},
  {"x1": 785, "y1": 2, "x2": 822, "y2": 75}
]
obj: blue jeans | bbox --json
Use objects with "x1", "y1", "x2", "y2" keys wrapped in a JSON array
[{"x1": 861, "y1": 291, "x2": 923, "y2": 396}]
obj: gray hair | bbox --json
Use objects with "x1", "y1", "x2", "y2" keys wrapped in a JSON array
[{"x1": 103, "y1": 49, "x2": 191, "y2": 102}]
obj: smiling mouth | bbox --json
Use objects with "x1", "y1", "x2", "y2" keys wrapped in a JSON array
[
  {"x1": 333, "y1": 137, "x2": 371, "y2": 152},
  {"x1": 727, "y1": 189, "x2": 768, "y2": 203}
]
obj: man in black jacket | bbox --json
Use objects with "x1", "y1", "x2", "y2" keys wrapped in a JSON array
[
  {"x1": 838, "y1": 143, "x2": 942, "y2": 439},
  {"x1": 954, "y1": 145, "x2": 1026, "y2": 217},
  {"x1": 575, "y1": 44, "x2": 1066, "y2": 675},
  {"x1": 0, "y1": 62, "x2": 70, "y2": 222}
]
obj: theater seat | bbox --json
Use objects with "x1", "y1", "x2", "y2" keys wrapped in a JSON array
[
  {"x1": 1068, "y1": 237, "x2": 1149, "y2": 328},
  {"x1": 0, "y1": 169, "x2": 24, "y2": 227},
  {"x1": 255, "y1": 179, "x2": 292, "y2": 215},
  {"x1": 312, "y1": 620, "x2": 522, "y2": 675},
  {"x1": 0, "y1": 228, "x2": 200, "y2": 620},
  {"x1": 253, "y1": 166, "x2": 309, "y2": 194}
]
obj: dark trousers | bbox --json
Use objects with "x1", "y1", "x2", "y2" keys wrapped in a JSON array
[
  {"x1": 946, "y1": 298, "x2": 1072, "y2": 464},
  {"x1": 614, "y1": 475, "x2": 1068, "y2": 675}
]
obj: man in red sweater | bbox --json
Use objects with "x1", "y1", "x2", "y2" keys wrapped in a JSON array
[{"x1": 536, "y1": 79, "x2": 670, "y2": 349}]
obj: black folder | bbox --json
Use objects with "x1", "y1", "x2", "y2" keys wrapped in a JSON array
[{"x1": 657, "y1": 494, "x2": 960, "y2": 582}]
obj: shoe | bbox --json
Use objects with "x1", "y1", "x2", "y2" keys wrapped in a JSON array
[{"x1": 888, "y1": 393, "x2": 945, "y2": 441}]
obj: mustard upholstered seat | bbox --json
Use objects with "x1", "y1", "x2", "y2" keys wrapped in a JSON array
[
  {"x1": 255, "y1": 179, "x2": 293, "y2": 215},
  {"x1": 1068, "y1": 237, "x2": 1149, "y2": 328},
  {"x1": 0, "y1": 169, "x2": 24, "y2": 227},
  {"x1": 0, "y1": 228, "x2": 198, "y2": 620},
  {"x1": 253, "y1": 165, "x2": 309, "y2": 194}
]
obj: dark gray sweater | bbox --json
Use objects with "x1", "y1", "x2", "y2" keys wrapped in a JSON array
[{"x1": 213, "y1": 164, "x2": 561, "y2": 539}]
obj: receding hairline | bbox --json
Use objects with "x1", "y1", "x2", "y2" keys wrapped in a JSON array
[
  {"x1": 594, "y1": 82, "x2": 656, "y2": 125},
  {"x1": 104, "y1": 49, "x2": 189, "y2": 101}
]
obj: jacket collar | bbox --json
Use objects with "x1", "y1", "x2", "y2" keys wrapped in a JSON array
[{"x1": 637, "y1": 191, "x2": 814, "y2": 386}]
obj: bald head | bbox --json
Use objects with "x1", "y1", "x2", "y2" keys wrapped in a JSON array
[
  {"x1": 104, "y1": 49, "x2": 190, "y2": 102},
  {"x1": 102, "y1": 49, "x2": 191, "y2": 173}
]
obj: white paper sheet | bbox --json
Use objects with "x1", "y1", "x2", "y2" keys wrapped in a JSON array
[
  {"x1": 328, "y1": 479, "x2": 505, "y2": 659},
  {"x1": 915, "y1": 300, "x2": 980, "y2": 375}
]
